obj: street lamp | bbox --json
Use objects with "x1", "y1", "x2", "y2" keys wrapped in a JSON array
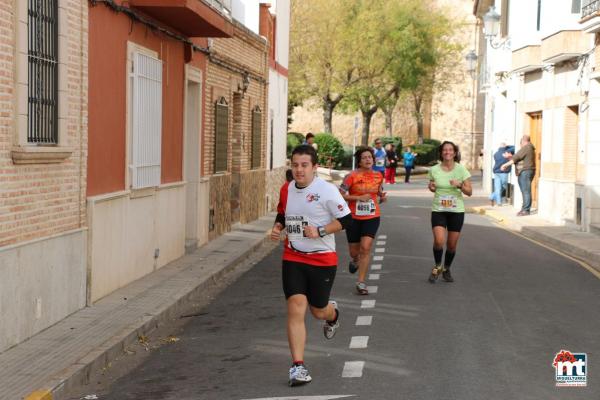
[
  {"x1": 483, "y1": 6, "x2": 509, "y2": 49},
  {"x1": 465, "y1": 50, "x2": 478, "y2": 80}
]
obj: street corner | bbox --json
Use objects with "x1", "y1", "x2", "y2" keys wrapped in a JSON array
[
  {"x1": 468, "y1": 206, "x2": 505, "y2": 223},
  {"x1": 24, "y1": 390, "x2": 53, "y2": 400}
]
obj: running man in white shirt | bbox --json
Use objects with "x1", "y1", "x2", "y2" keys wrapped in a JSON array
[{"x1": 271, "y1": 145, "x2": 352, "y2": 387}]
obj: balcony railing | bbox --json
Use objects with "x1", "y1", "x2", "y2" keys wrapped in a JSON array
[{"x1": 582, "y1": 0, "x2": 600, "y2": 18}]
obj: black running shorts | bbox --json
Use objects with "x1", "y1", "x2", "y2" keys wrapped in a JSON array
[
  {"x1": 345, "y1": 217, "x2": 380, "y2": 243},
  {"x1": 282, "y1": 261, "x2": 336, "y2": 308},
  {"x1": 431, "y1": 211, "x2": 465, "y2": 232}
]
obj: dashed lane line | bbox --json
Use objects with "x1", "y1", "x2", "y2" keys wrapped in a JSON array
[
  {"x1": 366, "y1": 286, "x2": 378, "y2": 294},
  {"x1": 349, "y1": 336, "x2": 369, "y2": 349},
  {"x1": 361, "y1": 300, "x2": 376, "y2": 308},
  {"x1": 373, "y1": 256, "x2": 384, "y2": 261},
  {"x1": 371, "y1": 264, "x2": 381, "y2": 270},
  {"x1": 355, "y1": 316, "x2": 373, "y2": 326},
  {"x1": 375, "y1": 248, "x2": 385, "y2": 253},
  {"x1": 342, "y1": 361, "x2": 365, "y2": 378},
  {"x1": 369, "y1": 274, "x2": 380, "y2": 280}
]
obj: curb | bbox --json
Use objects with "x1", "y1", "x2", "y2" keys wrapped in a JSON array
[
  {"x1": 473, "y1": 206, "x2": 600, "y2": 275},
  {"x1": 22, "y1": 226, "x2": 274, "y2": 400}
]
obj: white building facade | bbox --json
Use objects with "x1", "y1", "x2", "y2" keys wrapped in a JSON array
[{"x1": 475, "y1": 0, "x2": 600, "y2": 232}]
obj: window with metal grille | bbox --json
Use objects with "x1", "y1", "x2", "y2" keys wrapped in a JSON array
[
  {"x1": 28, "y1": 0, "x2": 59, "y2": 144},
  {"x1": 131, "y1": 52, "x2": 162, "y2": 189},
  {"x1": 214, "y1": 97, "x2": 229, "y2": 173},
  {"x1": 251, "y1": 106, "x2": 262, "y2": 169}
]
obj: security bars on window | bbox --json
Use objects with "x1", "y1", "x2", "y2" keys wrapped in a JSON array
[
  {"x1": 251, "y1": 106, "x2": 262, "y2": 169},
  {"x1": 215, "y1": 97, "x2": 229, "y2": 173},
  {"x1": 28, "y1": 0, "x2": 59, "y2": 144}
]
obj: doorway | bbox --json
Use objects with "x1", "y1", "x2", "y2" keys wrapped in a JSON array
[
  {"x1": 527, "y1": 112, "x2": 542, "y2": 209},
  {"x1": 184, "y1": 74, "x2": 202, "y2": 250}
]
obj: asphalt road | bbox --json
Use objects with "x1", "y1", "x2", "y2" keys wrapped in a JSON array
[{"x1": 69, "y1": 178, "x2": 600, "y2": 400}]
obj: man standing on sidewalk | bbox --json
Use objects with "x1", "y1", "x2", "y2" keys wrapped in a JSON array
[
  {"x1": 501, "y1": 135, "x2": 536, "y2": 216},
  {"x1": 489, "y1": 143, "x2": 514, "y2": 206},
  {"x1": 271, "y1": 145, "x2": 352, "y2": 387}
]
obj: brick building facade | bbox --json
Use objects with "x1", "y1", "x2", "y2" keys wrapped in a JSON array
[
  {"x1": 205, "y1": 21, "x2": 270, "y2": 237},
  {"x1": 0, "y1": 0, "x2": 88, "y2": 352}
]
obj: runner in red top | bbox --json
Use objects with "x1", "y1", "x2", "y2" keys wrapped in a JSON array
[
  {"x1": 271, "y1": 145, "x2": 352, "y2": 386},
  {"x1": 340, "y1": 146, "x2": 386, "y2": 295}
]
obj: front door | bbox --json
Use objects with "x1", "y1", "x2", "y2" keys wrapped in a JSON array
[{"x1": 528, "y1": 112, "x2": 542, "y2": 209}]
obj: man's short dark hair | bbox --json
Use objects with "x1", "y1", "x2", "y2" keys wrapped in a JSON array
[
  {"x1": 438, "y1": 140, "x2": 461, "y2": 162},
  {"x1": 306, "y1": 132, "x2": 315, "y2": 140},
  {"x1": 292, "y1": 144, "x2": 318, "y2": 165}
]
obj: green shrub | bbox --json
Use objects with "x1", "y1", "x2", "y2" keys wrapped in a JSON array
[
  {"x1": 423, "y1": 138, "x2": 441, "y2": 147},
  {"x1": 286, "y1": 132, "x2": 304, "y2": 158},
  {"x1": 410, "y1": 143, "x2": 438, "y2": 165},
  {"x1": 340, "y1": 145, "x2": 354, "y2": 169},
  {"x1": 314, "y1": 133, "x2": 345, "y2": 168}
]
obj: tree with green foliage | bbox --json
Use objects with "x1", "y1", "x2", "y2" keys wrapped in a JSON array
[
  {"x1": 386, "y1": 2, "x2": 463, "y2": 143},
  {"x1": 289, "y1": 0, "x2": 360, "y2": 133}
]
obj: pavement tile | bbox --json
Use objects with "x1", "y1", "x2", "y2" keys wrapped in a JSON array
[{"x1": 0, "y1": 214, "x2": 274, "y2": 400}]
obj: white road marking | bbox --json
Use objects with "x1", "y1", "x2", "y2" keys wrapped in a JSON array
[
  {"x1": 378, "y1": 235, "x2": 387, "y2": 239},
  {"x1": 375, "y1": 248, "x2": 385, "y2": 253},
  {"x1": 373, "y1": 256, "x2": 384, "y2": 261},
  {"x1": 342, "y1": 361, "x2": 365, "y2": 378},
  {"x1": 376, "y1": 241, "x2": 386, "y2": 246},
  {"x1": 371, "y1": 264, "x2": 381, "y2": 270},
  {"x1": 369, "y1": 274, "x2": 380, "y2": 280},
  {"x1": 349, "y1": 336, "x2": 369, "y2": 349},
  {"x1": 355, "y1": 316, "x2": 373, "y2": 326},
  {"x1": 367, "y1": 286, "x2": 378, "y2": 294},
  {"x1": 241, "y1": 396, "x2": 356, "y2": 400},
  {"x1": 361, "y1": 300, "x2": 376, "y2": 308}
]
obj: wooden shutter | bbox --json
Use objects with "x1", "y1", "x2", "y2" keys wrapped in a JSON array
[
  {"x1": 251, "y1": 106, "x2": 262, "y2": 169},
  {"x1": 214, "y1": 97, "x2": 229, "y2": 173},
  {"x1": 131, "y1": 52, "x2": 162, "y2": 189}
]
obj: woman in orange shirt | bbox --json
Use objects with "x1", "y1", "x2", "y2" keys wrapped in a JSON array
[{"x1": 339, "y1": 147, "x2": 387, "y2": 295}]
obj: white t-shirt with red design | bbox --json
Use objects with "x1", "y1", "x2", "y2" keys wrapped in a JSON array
[{"x1": 277, "y1": 177, "x2": 351, "y2": 267}]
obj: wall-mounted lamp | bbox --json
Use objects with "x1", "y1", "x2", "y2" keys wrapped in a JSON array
[
  {"x1": 465, "y1": 50, "x2": 478, "y2": 79},
  {"x1": 483, "y1": 6, "x2": 509, "y2": 50},
  {"x1": 238, "y1": 71, "x2": 250, "y2": 96}
]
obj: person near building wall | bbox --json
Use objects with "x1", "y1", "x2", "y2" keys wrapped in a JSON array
[{"x1": 501, "y1": 135, "x2": 536, "y2": 216}]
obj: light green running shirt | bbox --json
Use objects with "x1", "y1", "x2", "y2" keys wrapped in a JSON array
[{"x1": 428, "y1": 163, "x2": 471, "y2": 213}]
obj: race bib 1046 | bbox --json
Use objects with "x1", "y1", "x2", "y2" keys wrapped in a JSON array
[{"x1": 285, "y1": 215, "x2": 309, "y2": 241}]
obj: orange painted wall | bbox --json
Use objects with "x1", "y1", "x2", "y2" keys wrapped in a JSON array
[{"x1": 88, "y1": 4, "x2": 199, "y2": 196}]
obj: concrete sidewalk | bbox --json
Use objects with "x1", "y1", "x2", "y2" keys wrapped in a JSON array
[
  {"x1": 2, "y1": 214, "x2": 276, "y2": 400},
  {"x1": 471, "y1": 204, "x2": 600, "y2": 275}
]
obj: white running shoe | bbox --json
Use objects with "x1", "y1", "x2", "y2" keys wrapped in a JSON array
[
  {"x1": 323, "y1": 300, "x2": 339, "y2": 339},
  {"x1": 289, "y1": 364, "x2": 312, "y2": 386}
]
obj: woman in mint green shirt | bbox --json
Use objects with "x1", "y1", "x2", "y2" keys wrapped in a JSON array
[{"x1": 427, "y1": 141, "x2": 472, "y2": 283}]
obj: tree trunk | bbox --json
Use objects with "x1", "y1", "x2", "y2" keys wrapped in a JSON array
[
  {"x1": 384, "y1": 108, "x2": 393, "y2": 137},
  {"x1": 360, "y1": 108, "x2": 377, "y2": 146},
  {"x1": 414, "y1": 94, "x2": 424, "y2": 144},
  {"x1": 322, "y1": 94, "x2": 342, "y2": 134},
  {"x1": 323, "y1": 102, "x2": 334, "y2": 134}
]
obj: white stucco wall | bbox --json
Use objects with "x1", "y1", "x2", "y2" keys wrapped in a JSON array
[
  {"x1": 0, "y1": 230, "x2": 87, "y2": 353},
  {"x1": 268, "y1": 70, "x2": 288, "y2": 169},
  {"x1": 232, "y1": 0, "x2": 260, "y2": 33},
  {"x1": 87, "y1": 185, "x2": 186, "y2": 302}
]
